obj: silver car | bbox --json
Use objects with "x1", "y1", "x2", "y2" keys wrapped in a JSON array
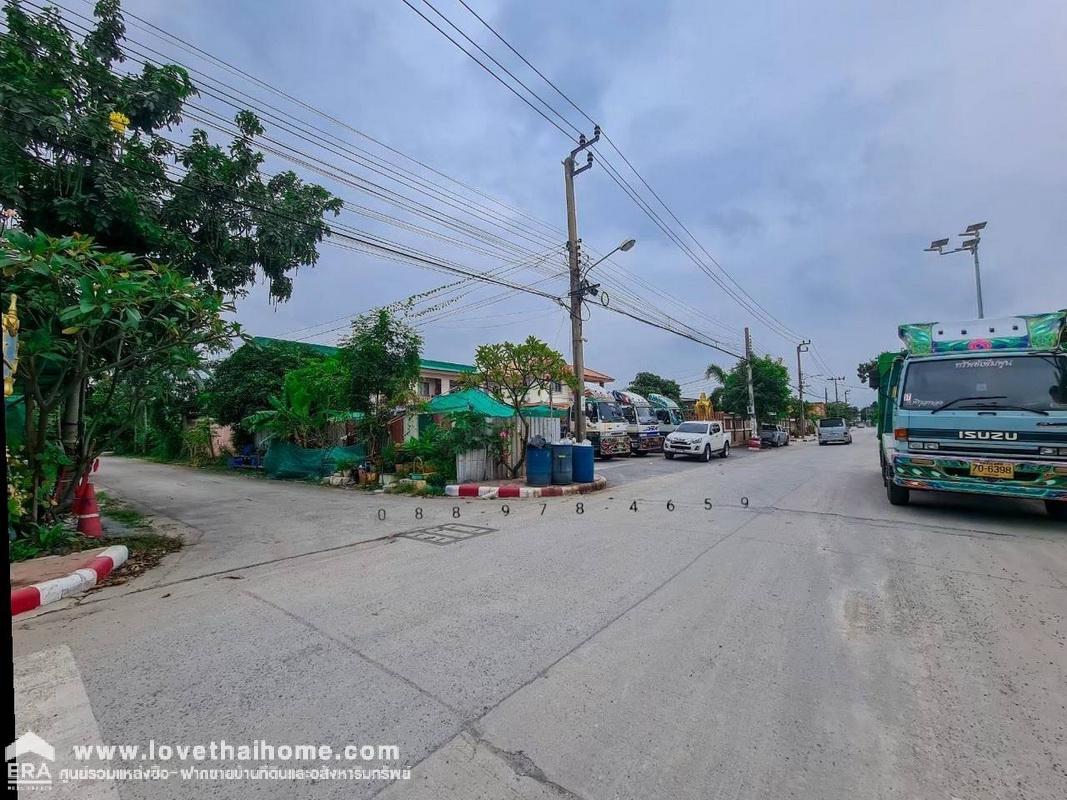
[{"x1": 818, "y1": 417, "x2": 852, "y2": 445}]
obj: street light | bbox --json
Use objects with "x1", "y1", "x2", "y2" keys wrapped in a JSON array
[
  {"x1": 569, "y1": 237, "x2": 635, "y2": 443},
  {"x1": 924, "y1": 221, "x2": 987, "y2": 318},
  {"x1": 582, "y1": 238, "x2": 636, "y2": 277}
]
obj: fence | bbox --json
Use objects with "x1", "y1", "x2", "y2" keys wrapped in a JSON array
[{"x1": 455, "y1": 416, "x2": 561, "y2": 482}]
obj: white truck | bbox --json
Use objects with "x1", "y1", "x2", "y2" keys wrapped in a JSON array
[
  {"x1": 647, "y1": 393, "x2": 683, "y2": 436},
  {"x1": 612, "y1": 390, "x2": 665, "y2": 455},
  {"x1": 582, "y1": 388, "x2": 632, "y2": 458}
]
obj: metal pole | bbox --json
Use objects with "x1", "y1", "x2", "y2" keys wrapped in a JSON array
[
  {"x1": 744, "y1": 327, "x2": 757, "y2": 437},
  {"x1": 972, "y1": 239, "x2": 984, "y2": 319},
  {"x1": 564, "y1": 157, "x2": 585, "y2": 442},
  {"x1": 796, "y1": 340, "x2": 810, "y2": 437}
]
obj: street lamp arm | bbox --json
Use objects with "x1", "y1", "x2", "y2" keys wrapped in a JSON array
[{"x1": 582, "y1": 238, "x2": 636, "y2": 278}]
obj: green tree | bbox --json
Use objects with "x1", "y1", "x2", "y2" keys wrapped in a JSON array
[
  {"x1": 0, "y1": 0, "x2": 341, "y2": 302},
  {"x1": 88, "y1": 363, "x2": 202, "y2": 459},
  {"x1": 242, "y1": 357, "x2": 350, "y2": 450},
  {"x1": 464, "y1": 336, "x2": 572, "y2": 477},
  {"x1": 823, "y1": 401, "x2": 859, "y2": 423},
  {"x1": 705, "y1": 355, "x2": 791, "y2": 422},
  {"x1": 203, "y1": 340, "x2": 325, "y2": 435},
  {"x1": 2, "y1": 230, "x2": 240, "y2": 524},
  {"x1": 857, "y1": 357, "x2": 879, "y2": 386},
  {"x1": 627, "y1": 371, "x2": 681, "y2": 401},
  {"x1": 339, "y1": 307, "x2": 422, "y2": 456}
]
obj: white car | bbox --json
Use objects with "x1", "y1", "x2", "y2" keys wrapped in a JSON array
[{"x1": 663, "y1": 420, "x2": 730, "y2": 461}]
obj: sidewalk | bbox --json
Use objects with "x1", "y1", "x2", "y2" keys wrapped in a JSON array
[{"x1": 11, "y1": 548, "x2": 111, "y2": 590}]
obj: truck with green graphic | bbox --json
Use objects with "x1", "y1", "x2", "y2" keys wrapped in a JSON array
[{"x1": 871, "y1": 310, "x2": 1067, "y2": 520}]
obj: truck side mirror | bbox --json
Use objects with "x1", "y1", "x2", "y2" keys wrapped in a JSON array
[{"x1": 868, "y1": 372, "x2": 880, "y2": 390}]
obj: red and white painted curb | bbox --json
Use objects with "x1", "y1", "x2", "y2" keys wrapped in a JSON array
[
  {"x1": 445, "y1": 476, "x2": 607, "y2": 499},
  {"x1": 11, "y1": 545, "x2": 128, "y2": 616}
]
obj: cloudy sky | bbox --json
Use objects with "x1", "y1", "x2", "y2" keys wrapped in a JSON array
[{"x1": 118, "y1": 0, "x2": 1066, "y2": 406}]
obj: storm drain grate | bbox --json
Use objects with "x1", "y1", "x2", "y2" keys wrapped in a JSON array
[{"x1": 396, "y1": 523, "x2": 498, "y2": 546}]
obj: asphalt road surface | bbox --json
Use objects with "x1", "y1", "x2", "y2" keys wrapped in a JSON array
[{"x1": 12, "y1": 430, "x2": 1067, "y2": 799}]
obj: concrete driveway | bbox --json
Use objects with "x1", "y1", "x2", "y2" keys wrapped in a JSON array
[{"x1": 12, "y1": 431, "x2": 1067, "y2": 799}]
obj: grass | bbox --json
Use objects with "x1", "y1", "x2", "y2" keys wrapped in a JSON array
[{"x1": 10, "y1": 491, "x2": 184, "y2": 587}]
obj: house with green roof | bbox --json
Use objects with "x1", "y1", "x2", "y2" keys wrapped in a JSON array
[{"x1": 251, "y1": 336, "x2": 474, "y2": 399}]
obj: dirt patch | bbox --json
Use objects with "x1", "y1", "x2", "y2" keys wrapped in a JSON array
[{"x1": 94, "y1": 533, "x2": 183, "y2": 589}]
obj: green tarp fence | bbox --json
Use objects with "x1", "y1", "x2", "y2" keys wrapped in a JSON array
[
  {"x1": 263, "y1": 441, "x2": 366, "y2": 480},
  {"x1": 5, "y1": 395, "x2": 25, "y2": 449}
]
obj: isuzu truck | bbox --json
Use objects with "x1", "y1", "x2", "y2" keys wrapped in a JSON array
[
  {"x1": 647, "y1": 393, "x2": 683, "y2": 436},
  {"x1": 582, "y1": 388, "x2": 632, "y2": 458},
  {"x1": 612, "y1": 390, "x2": 665, "y2": 455},
  {"x1": 871, "y1": 310, "x2": 1067, "y2": 520}
]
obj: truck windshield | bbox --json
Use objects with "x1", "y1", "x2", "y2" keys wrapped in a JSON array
[
  {"x1": 636, "y1": 406, "x2": 657, "y2": 425},
  {"x1": 901, "y1": 354, "x2": 1067, "y2": 412},
  {"x1": 589, "y1": 401, "x2": 624, "y2": 422}
]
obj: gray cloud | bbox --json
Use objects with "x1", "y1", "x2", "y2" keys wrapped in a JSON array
[{"x1": 124, "y1": 0, "x2": 1067, "y2": 404}]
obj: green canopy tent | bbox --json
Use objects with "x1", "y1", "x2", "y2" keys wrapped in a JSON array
[{"x1": 426, "y1": 388, "x2": 514, "y2": 417}]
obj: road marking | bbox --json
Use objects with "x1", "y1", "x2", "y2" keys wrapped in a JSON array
[
  {"x1": 397, "y1": 523, "x2": 498, "y2": 546},
  {"x1": 14, "y1": 646, "x2": 120, "y2": 799}
]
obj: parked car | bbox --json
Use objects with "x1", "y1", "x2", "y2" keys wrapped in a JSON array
[
  {"x1": 663, "y1": 420, "x2": 730, "y2": 461},
  {"x1": 818, "y1": 417, "x2": 852, "y2": 445},
  {"x1": 759, "y1": 423, "x2": 790, "y2": 447}
]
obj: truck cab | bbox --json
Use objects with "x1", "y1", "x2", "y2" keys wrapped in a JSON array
[
  {"x1": 874, "y1": 312, "x2": 1067, "y2": 520},
  {"x1": 612, "y1": 390, "x2": 665, "y2": 455},
  {"x1": 582, "y1": 389, "x2": 632, "y2": 458},
  {"x1": 647, "y1": 392, "x2": 683, "y2": 436}
]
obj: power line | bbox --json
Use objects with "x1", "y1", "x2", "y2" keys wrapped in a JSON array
[
  {"x1": 52, "y1": 0, "x2": 743, "y2": 347},
  {"x1": 2, "y1": 7, "x2": 745, "y2": 358},
  {"x1": 423, "y1": 0, "x2": 805, "y2": 342}
]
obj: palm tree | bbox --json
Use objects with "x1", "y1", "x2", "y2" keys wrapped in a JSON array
[{"x1": 705, "y1": 363, "x2": 731, "y2": 414}]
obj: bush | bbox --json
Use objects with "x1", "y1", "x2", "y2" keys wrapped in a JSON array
[{"x1": 9, "y1": 521, "x2": 81, "y2": 562}]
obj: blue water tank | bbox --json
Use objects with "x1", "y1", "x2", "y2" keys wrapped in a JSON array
[
  {"x1": 526, "y1": 444, "x2": 552, "y2": 487},
  {"x1": 551, "y1": 443, "x2": 574, "y2": 485},
  {"x1": 572, "y1": 442, "x2": 594, "y2": 483}
]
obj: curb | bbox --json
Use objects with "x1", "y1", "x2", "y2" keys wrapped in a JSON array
[
  {"x1": 11, "y1": 545, "x2": 128, "y2": 617},
  {"x1": 444, "y1": 476, "x2": 607, "y2": 499}
]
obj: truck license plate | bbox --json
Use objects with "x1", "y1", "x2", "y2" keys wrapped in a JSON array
[{"x1": 970, "y1": 461, "x2": 1014, "y2": 479}]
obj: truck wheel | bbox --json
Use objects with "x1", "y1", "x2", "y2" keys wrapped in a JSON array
[
  {"x1": 702, "y1": 445, "x2": 712, "y2": 462},
  {"x1": 1046, "y1": 501, "x2": 1067, "y2": 521},
  {"x1": 720, "y1": 441, "x2": 730, "y2": 458},
  {"x1": 664, "y1": 452, "x2": 675, "y2": 460},
  {"x1": 886, "y1": 478, "x2": 910, "y2": 506}
]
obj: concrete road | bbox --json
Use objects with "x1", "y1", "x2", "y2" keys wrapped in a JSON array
[
  {"x1": 594, "y1": 438, "x2": 754, "y2": 486},
  {"x1": 12, "y1": 431, "x2": 1067, "y2": 800}
]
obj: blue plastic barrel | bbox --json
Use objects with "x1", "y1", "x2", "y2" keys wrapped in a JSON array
[
  {"x1": 572, "y1": 442, "x2": 594, "y2": 483},
  {"x1": 551, "y1": 443, "x2": 574, "y2": 485},
  {"x1": 526, "y1": 445, "x2": 552, "y2": 487}
]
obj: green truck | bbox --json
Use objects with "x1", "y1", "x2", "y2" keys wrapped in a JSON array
[{"x1": 871, "y1": 310, "x2": 1067, "y2": 520}]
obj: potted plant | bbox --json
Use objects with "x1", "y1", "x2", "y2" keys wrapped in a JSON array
[
  {"x1": 332, "y1": 457, "x2": 358, "y2": 486},
  {"x1": 380, "y1": 442, "x2": 399, "y2": 487}
]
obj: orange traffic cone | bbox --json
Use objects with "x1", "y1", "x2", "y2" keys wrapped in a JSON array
[{"x1": 76, "y1": 479, "x2": 103, "y2": 538}]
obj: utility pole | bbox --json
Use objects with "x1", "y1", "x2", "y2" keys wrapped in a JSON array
[
  {"x1": 744, "y1": 327, "x2": 757, "y2": 437},
  {"x1": 796, "y1": 339, "x2": 811, "y2": 438},
  {"x1": 564, "y1": 126, "x2": 600, "y2": 442},
  {"x1": 829, "y1": 376, "x2": 846, "y2": 404}
]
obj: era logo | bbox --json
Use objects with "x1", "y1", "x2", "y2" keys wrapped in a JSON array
[{"x1": 6, "y1": 731, "x2": 55, "y2": 789}]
